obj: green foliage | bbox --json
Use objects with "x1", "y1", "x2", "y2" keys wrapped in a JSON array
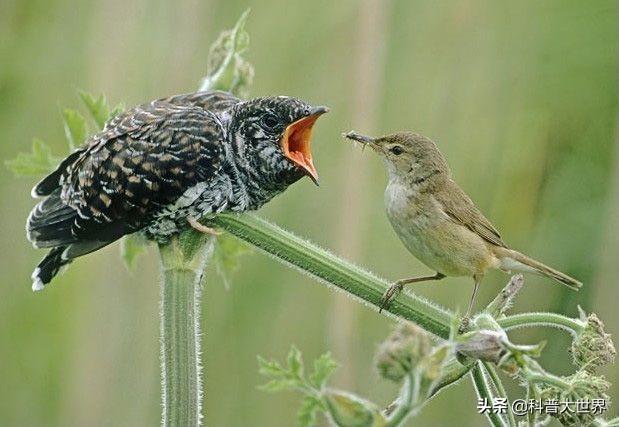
[
  {"x1": 212, "y1": 233, "x2": 253, "y2": 289},
  {"x1": 200, "y1": 9, "x2": 254, "y2": 98},
  {"x1": 309, "y1": 352, "x2": 338, "y2": 389},
  {"x1": 258, "y1": 346, "x2": 338, "y2": 426},
  {"x1": 61, "y1": 108, "x2": 87, "y2": 151},
  {"x1": 297, "y1": 395, "x2": 323, "y2": 427},
  {"x1": 121, "y1": 234, "x2": 150, "y2": 269},
  {"x1": 6, "y1": 90, "x2": 120, "y2": 178},
  {"x1": 78, "y1": 91, "x2": 114, "y2": 130},
  {"x1": 5, "y1": 138, "x2": 61, "y2": 177}
]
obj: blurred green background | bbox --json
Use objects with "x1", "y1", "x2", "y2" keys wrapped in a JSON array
[{"x1": 1, "y1": 0, "x2": 618, "y2": 425}]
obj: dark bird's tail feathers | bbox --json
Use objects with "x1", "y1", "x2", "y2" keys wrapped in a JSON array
[
  {"x1": 31, "y1": 246, "x2": 72, "y2": 291},
  {"x1": 27, "y1": 189, "x2": 116, "y2": 291}
]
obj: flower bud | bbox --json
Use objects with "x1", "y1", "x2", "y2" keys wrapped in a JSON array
[
  {"x1": 375, "y1": 322, "x2": 432, "y2": 382},
  {"x1": 538, "y1": 370, "x2": 610, "y2": 426},
  {"x1": 570, "y1": 311, "x2": 616, "y2": 372},
  {"x1": 456, "y1": 329, "x2": 506, "y2": 364},
  {"x1": 456, "y1": 328, "x2": 544, "y2": 375},
  {"x1": 323, "y1": 389, "x2": 387, "y2": 427}
]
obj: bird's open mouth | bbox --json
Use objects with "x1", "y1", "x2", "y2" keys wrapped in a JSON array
[{"x1": 280, "y1": 106, "x2": 328, "y2": 185}]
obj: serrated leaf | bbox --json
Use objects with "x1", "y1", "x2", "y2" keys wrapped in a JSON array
[
  {"x1": 120, "y1": 234, "x2": 149, "y2": 269},
  {"x1": 213, "y1": 233, "x2": 252, "y2": 289},
  {"x1": 62, "y1": 108, "x2": 87, "y2": 151},
  {"x1": 257, "y1": 356, "x2": 286, "y2": 377},
  {"x1": 5, "y1": 138, "x2": 61, "y2": 177},
  {"x1": 309, "y1": 352, "x2": 338, "y2": 389},
  {"x1": 258, "y1": 379, "x2": 298, "y2": 393},
  {"x1": 297, "y1": 395, "x2": 322, "y2": 427},
  {"x1": 79, "y1": 91, "x2": 110, "y2": 129},
  {"x1": 287, "y1": 346, "x2": 304, "y2": 379}
]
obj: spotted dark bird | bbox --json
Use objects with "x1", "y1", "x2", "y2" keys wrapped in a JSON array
[{"x1": 27, "y1": 90, "x2": 328, "y2": 290}]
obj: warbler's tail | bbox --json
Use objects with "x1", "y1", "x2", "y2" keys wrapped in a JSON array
[{"x1": 496, "y1": 248, "x2": 582, "y2": 290}]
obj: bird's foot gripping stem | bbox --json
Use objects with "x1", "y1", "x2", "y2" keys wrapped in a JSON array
[
  {"x1": 379, "y1": 282, "x2": 404, "y2": 313},
  {"x1": 379, "y1": 272, "x2": 445, "y2": 313},
  {"x1": 188, "y1": 217, "x2": 222, "y2": 236}
]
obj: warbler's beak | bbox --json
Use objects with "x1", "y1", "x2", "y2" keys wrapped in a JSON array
[
  {"x1": 281, "y1": 106, "x2": 328, "y2": 186},
  {"x1": 343, "y1": 131, "x2": 379, "y2": 151}
]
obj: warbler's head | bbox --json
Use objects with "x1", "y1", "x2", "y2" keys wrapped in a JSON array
[
  {"x1": 343, "y1": 131, "x2": 450, "y2": 182},
  {"x1": 230, "y1": 96, "x2": 328, "y2": 186}
]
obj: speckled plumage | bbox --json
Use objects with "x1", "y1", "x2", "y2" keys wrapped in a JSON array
[{"x1": 27, "y1": 90, "x2": 327, "y2": 289}]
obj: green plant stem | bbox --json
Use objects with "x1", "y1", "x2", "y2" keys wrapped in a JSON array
[
  {"x1": 498, "y1": 312, "x2": 584, "y2": 336},
  {"x1": 159, "y1": 233, "x2": 214, "y2": 427},
  {"x1": 385, "y1": 374, "x2": 418, "y2": 427},
  {"x1": 482, "y1": 362, "x2": 516, "y2": 427},
  {"x1": 471, "y1": 363, "x2": 507, "y2": 427},
  {"x1": 210, "y1": 213, "x2": 453, "y2": 339}
]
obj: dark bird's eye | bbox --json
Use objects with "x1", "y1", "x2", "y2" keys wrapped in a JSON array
[
  {"x1": 390, "y1": 146, "x2": 404, "y2": 155},
  {"x1": 261, "y1": 113, "x2": 280, "y2": 130}
]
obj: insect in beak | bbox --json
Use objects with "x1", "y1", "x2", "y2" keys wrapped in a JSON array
[
  {"x1": 342, "y1": 131, "x2": 379, "y2": 153},
  {"x1": 280, "y1": 106, "x2": 329, "y2": 185}
]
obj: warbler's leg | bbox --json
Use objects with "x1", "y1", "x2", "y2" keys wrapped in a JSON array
[
  {"x1": 457, "y1": 275, "x2": 483, "y2": 333},
  {"x1": 379, "y1": 272, "x2": 445, "y2": 313},
  {"x1": 187, "y1": 217, "x2": 222, "y2": 236},
  {"x1": 466, "y1": 275, "x2": 482, "y2": 317}
]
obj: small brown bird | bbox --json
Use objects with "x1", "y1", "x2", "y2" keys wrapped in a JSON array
[{"x1": 344, "y1": 131, "x2": 582, "y2": 315}]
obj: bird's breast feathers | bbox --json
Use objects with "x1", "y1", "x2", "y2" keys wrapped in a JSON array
[{"x1": 385, "y1": 179, "x2": 497, "y2": 276}]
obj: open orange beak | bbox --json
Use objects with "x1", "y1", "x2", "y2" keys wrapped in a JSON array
[{"x1": 280, "y1": 106, "x2": 328, "y2": 185}]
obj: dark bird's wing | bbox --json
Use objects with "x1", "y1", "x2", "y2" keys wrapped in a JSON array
[
  {"x1": 162, "y1": 90, "x2": 240, "y2": 112},
  {"x1": 435, "y1": 179, "x2": 507, "y2": 248},
  {"x1": 27, "y1": 96, "x2": 227, "y2": 288}
]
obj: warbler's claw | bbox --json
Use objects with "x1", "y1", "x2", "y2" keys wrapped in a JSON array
[
  {"x1": 379, "y1": 282, "x2": 403, "y2": 313},
  {"x1": 458, "y1": 316, "x2": 471, "y2": 334}
]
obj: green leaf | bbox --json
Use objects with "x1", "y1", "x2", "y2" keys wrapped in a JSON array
[
  {"x1": 213, "y1": 233, "x2": 253, "y2": 289},
  {"x1": 309, "y1": 352, "x2": 338, "y2": 389},
  {"x1": 5, "y1": 138, "x2": 61, "y2": 177},
  {"x1": 78, "y1": 91, "x2": 111, "y2": 129},
  {"x1": 297, "y1": 395, "x2": 322, "y2": 427},
  {"x1": 62, "y1": 108, "x2": 87, "y2": 151},
  {"x1": 257, "y1": 356, "x2": 286, "y2": 377},
  {"x1": 120, "y1": 234, "x2": 150, "y2": 269},
  {"x1": 287, "y1": 346, "x2": 304, "y2": 380},
  {"x1": 258, "y1": 379, "x2": 298, "y2": 393}
]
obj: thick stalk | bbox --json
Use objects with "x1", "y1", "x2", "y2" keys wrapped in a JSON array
[
  {"x1": 211, "y1": 213, "x2": 453, "y2": 338},
  {"x1": 159, "y1": 234, "x2": 214, "y2": 427}
]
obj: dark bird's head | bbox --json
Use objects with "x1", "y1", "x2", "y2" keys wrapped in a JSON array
[
  {"x1": 229, "y1": 96, "x2": 328, "y2": 186},
  {"x1": 343, "y1": 131, "x2": 450, "y2": 183}
]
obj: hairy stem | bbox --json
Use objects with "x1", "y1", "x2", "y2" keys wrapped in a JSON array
[
  {"x1": 385, "y1": 374, "x2": 419, "y2": 427},
  {"x1": 482, "y1": 362, "x2": 516, "y2": 427},
  {"x1": 498, "y1": 312, "x2": 584, "y2": 336},
  {"x1": 159, "y1": 234, "x2": 214, "y2": 426},
  {"x1": 471, "y1": 363, "x2": 507, "y2": 427},
  {"x1": 210, "y1": 213, "x2": 453, "y2": 338}
]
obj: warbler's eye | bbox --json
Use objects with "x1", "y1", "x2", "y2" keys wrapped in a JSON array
[
  {"x1": 390, "y1": 146, "x2": 404, "y2": 155},
  {"x1": 261, "y1": 113, "x2": 280, "y2": 130}
]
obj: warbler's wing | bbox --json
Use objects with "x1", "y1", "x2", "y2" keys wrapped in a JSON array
[
  {"x1": 435, "y1": 178, "x2": 507, "y2": 248},
  {"x1": 28, "y1": 100, "x2": 225, "y2": 248}
]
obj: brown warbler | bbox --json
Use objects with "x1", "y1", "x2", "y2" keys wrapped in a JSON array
[{"x1": 344, "y1": 131, "x2": 582, "y2": 316}]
